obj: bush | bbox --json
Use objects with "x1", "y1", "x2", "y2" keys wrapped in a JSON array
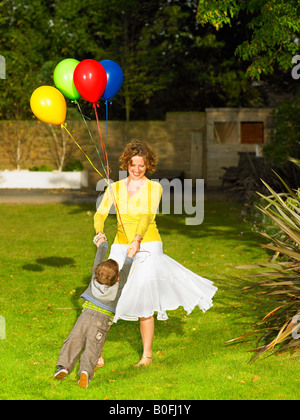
[
  {"x1": 263, "y1": 95, "x2": 300, "y2": 166},
  {"x1": 63, "y1": 160, "x2": 84, "y2": 172},
  {"x1": 231, "y1": 174, "x2": 300, "y2": 362},
  {"x1": 29, "y1": 165, "x2": 53, "y2": 172},
  {"x1": 222, "y1": 152, "x2": 300, "y2": 204}
]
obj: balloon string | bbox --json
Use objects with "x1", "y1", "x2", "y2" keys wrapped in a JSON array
[
  {"x1": 74, "y1": 100, "x2": 107, "y2": 176},
  {"x1": 101, "y1": 100, "x2": 129, "y2": 241},
  {"x1": 92, "y1": 102, "x2": 126, "y2": 241},
  {"x1": 105, "y1": 100, "x2": 108, "y2": 144},
  {"x1": 105, "y1": 100, "x2": 113, "y2": 147},
  {"x1": 61, "y1": 123, "x2": 108, "y2": 183},
  {"x1": 93, "y1": 103, "x2": 128, "y2": 243},
  {"x1": 108, "y1": 183, "x2": 129, "y2": 244},
  {"x1": 93, "y1": 103, "x2": 109, "y2": 180},
  {"x1": 62, "y1": 114, "x2": 128, "y2": 244},
  {"x1": 70, "y1": 105, "x2": 128, "y2": 244}
]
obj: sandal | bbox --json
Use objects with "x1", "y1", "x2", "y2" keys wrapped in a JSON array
[{"x1": 135, "y1": 355, "x2": 153, "y2": 367}]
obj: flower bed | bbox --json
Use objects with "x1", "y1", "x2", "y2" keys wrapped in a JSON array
[{"x1": 0, "y1": 170, "x2": 88, "y2": 189}]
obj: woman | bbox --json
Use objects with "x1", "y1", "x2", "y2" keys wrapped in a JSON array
[{"x1": 94, "y1": 139, "x2": 217, "y2": 367}]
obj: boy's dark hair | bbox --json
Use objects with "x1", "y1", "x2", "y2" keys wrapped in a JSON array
[{"x1": 94, "y1": 259, "x2": 119, "y2": 287}]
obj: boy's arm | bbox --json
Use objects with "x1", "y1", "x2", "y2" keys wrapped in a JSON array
[
  {"x1": 116, "y1": 244, "x2": 136, "y2": 292},
  {"x1": 94, "y1": 185, "x2": 114, "y2": 233},
  {"x1": 93, "y1": 242, "x2": 108, "y2": 272},
  {"x1": 118, "y1": 257, "x2": 133, "y2": 289},
  {"x1": 112, "y1": 257, "x2": 133, "y2": 304}
]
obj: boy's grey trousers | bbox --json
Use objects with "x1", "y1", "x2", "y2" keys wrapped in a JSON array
[{"x1": 56, "y1": 308, "x2": 110, "y2": 379}]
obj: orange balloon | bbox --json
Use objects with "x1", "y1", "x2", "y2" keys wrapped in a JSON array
[{"x1": 30, "y1": 86, "x2": 66, "y2": 125}]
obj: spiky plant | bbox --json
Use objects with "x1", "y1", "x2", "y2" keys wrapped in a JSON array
[{"x1": 229, "y1": 173, "x2": 300, "y2": 363}]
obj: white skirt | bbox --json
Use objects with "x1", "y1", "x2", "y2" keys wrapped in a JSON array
[{"x1": 109, "y1": 241, "x2": 218, "y2": 322}]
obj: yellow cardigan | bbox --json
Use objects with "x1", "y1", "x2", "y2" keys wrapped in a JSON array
[{"x1": 94, "y1": 179, "x2": 162, "y2": 244}]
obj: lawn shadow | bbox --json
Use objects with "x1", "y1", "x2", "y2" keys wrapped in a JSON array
[
  {"x1": 66, "y1": 202, "x2": 96, "y2": 215},
  {"x1": 36, "y1": 256, "x2": 75, "y2": 267},
  {"x1": 22, "y1": 256, "x2": 75, "y2": 272},
  {"x1": 109, "y1": 315, "x2": 185, "y2": 357},
  {"x1": 156, "y1": 201, "x2": 267, "y2": 248},
  {"x1": 22, "y1": 263, "x2": 45, "y2": 272}
]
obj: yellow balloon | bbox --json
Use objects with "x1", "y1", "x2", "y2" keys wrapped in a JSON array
[{"x1": 30, "y1": 86, "x2": 67, "y2": 125}]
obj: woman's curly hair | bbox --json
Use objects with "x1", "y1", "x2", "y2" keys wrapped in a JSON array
[{"x1": 119, "y1": 139, "x2": 158, "y2": 174}]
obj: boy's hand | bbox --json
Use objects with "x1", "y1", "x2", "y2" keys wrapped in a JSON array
[{"x1": 96, "y1": 237, "x2": 107, "y2": 247}]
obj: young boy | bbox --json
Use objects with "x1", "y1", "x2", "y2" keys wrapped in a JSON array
[{"x1": 54, "y1": 238, "x2": 136, "y2": 388}]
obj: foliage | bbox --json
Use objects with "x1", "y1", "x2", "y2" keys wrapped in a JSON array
[
  {"x1": 197, "y1": 0, "x2": 300, "y2": 80},
  {"x1": 0, "y1": 0, "x2": 275, "y2": 121},
  {"x1": 232, "y1": 175, "x2": 300, "y2": 362},
  {"x1": 1, "y1": 0, "x2": 299, "y2": 120},
  {"x1": 0, "y1": 0, "x2": 53, "y2": 119},
  {"x1": 222, "y1": 153, "x2": 300, "y2": 204},
  {"x1": 29, "y1": 164, "x2": 53, "y2": 172},
  {"x1": 263, "y1": 94, "x2": 300, "y2": 166},
  {"x1": 29, "y1": 160, "x2": 83, "y2": 172},
  {"x1": 63, "y1": 160, "x2": 84, "y2": 172}
]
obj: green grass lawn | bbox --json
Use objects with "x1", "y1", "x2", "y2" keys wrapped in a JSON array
[{"x1": 0, "y1": 201, "x2": 299, "y2": 400}]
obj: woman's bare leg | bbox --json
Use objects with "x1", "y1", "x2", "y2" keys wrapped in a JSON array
[
  {"x1": 96, "y1": 353, "x2": 105, "y2": 367},
  {"x1": 135, "y1": 316, "x2": 154, "y2": 366},
  {"x1": 96, "y1": 325, "x2": 111, "y2": 367}
]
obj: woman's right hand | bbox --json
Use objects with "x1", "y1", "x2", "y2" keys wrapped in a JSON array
[
  {"x1": 129, "y1": 240, "x2": 140, "y2": 256},
  {"x1": 94, "y1": 232, "x2": 107, "y2": 248}
]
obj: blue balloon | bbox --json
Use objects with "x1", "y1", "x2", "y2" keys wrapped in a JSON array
[{"x1": 100, "y1": 60, "x2": 124, "y2": 100}]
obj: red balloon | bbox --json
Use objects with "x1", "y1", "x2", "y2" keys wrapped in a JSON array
[{"x1": 73, "y1": 59, "x2": 107, "y2": 103}]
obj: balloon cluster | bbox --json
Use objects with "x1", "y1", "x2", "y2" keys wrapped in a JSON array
[
  {"x1": 29, "y1": 58, "x2": 127, "y2": 241},
  {"x1": 30, "y1": 58, "x2": 123, "y2": 125}
]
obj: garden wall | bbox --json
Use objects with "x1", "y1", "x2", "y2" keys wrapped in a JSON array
[{"x1": 0, "y1": 108, "x2": 273, "y2": 188}]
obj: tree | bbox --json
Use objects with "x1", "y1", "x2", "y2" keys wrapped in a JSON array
[
  {"x1": 197, "y1": 0, "x2": 300, "y2": 80},
  {"x1": 1, "y1": 121, "x2": 35, "y2": 170},
  {"x1": 92, "y1": 0, "x2": 169, "y2": 121},
  {"x1": 263, "y1": 92, "x2": 300, "y2": 165},
  {"x1": 0, "y1": 0, "x2": 53, "y2": 119},
  {"x1": 2, "y1": 0, "x2": 294, "y2": 122}
]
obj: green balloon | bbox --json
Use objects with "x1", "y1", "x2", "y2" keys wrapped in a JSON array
[{"x1": 53, "y1": 58, "x2": 81, "y2": 101}]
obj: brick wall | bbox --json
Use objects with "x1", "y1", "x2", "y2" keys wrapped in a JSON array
[
  {"x1": 0, "y1": 112, "x2": 206, "y2": 188},
  {"x1": 0, "y1": 108, "x2": 273, "y2": 188}
]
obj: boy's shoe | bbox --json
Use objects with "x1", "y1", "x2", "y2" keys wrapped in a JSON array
[
  {"x1": 54, "y1": 367, "x2": 69, "y2": 380},
  {"x1": 78, "y1": 371, "x2": 89, "y2": 388}
]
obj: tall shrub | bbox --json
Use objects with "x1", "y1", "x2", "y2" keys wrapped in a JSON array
[{"x1": 230, "y1": 174, "x2": 300, "y2": 363}]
